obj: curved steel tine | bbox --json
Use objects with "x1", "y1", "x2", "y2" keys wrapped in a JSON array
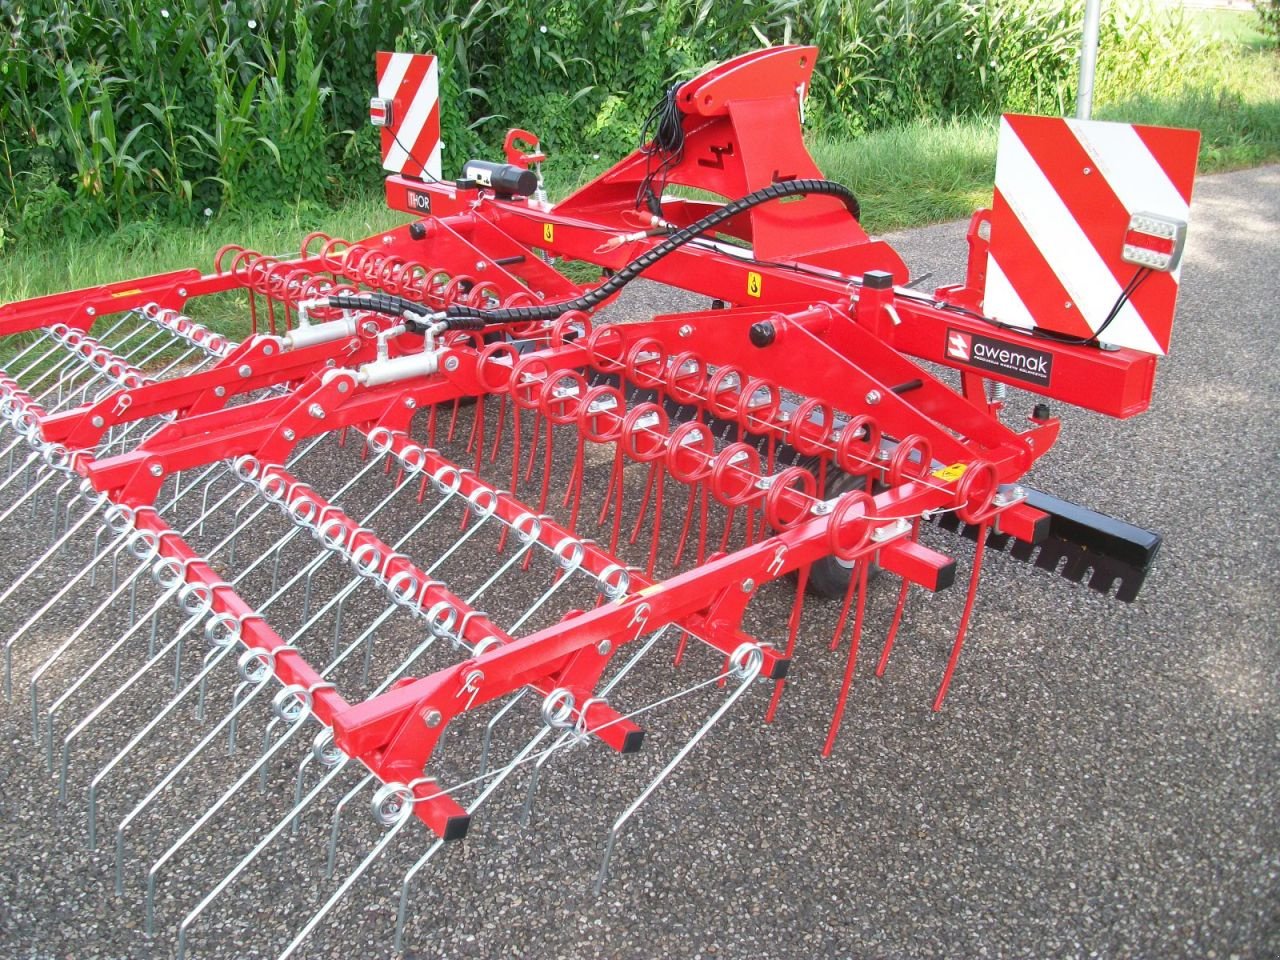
[
  {"x1": 4, "y1": 330, "x2": 56, "y2": 379},
  {"x1": 4, "y1": 521, "x2": 132, "y2": 700},
  {"x1": 395, "y1": 726, "x2": 554, "y2": 952},
  {"x1": 325, "y1": 773, "x2": 376, "y2": 880},
  {"x1": 176, "y1": 758, "x2": 351, "y2": 960},
  {"x1": 521, "y1": 626, "x2": 672, "y2": 827},
  {"x1": 145, "y1": 700, "x2": 314, "y2": 935},
  {"x1": 0, "y1": 467, "x2": 63, "y2": 527},
  {"x1": 42, "y1": 570, "x2": 196, "y2": 767},
  {"x1": 594, "y1": 648, "x2": 763, "y2": 895},
  {"x1": 0, "y1": 492, "x2": 105, "y2": 611},
  {"x1": 87, "y1": 640, "x2": 240, "y2": 849},
  {"x1": 0, "y1": 449, "x2": 44, "y2": 501},
  {"x1": 465, "y1": 531, "x2": 539, "y2": 608},
  {"x1": 118, "y1": 673, "x2": 274, "y2": 895},
  {"x1": 58, "y1": 608, "x2": 208, "y2": 802},
  {"x1": 277, "y1": 786, "x2": 415, "y2": 960},
  {"x1": 28, "y1": 536, "x2": 161, "y2": 737},
  {"x1": 506, "y1": 548, "x2": 584, "y2": 635},
  {"x1": 478, "y1": 690, "x2": 527, "y2": 777}
]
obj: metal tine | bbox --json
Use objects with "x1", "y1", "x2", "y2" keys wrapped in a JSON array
[
  {"x1": 84, "y1": 449, "x2": 330, "y2": 841},
  {"x1": 144, "y1": 684, "x2": 318, "y2": 935},
  {"x1": 248, "y1": 469, "x2": 473, "y2": 768},
  {"x1": 42, "y1": 568, "x2": 212, "y2": 769},
  {"x1": 27, "y1": 525, "x2": 171, "y2": 737},
  {"x1": 0, "y1": 485, "x2": 106, "y2": 614},
  {"x1": 393, "y1": 727, "x2": 552, "y2": 952},
  {"x1": 278, "y1": 780, "x2": 416, "y2": 960},
  {"x1": 3, "y1": 501, "x2": 136, "y2": 700},
  {"x1": 594, "y1": 643, "x2": 765, "y2": 894},
  {"x1": 2, "y1": 329, "x2": 57, "y2": 380},
  {"x1": 86, "y1": 614, "x2": 244, "y2": 849},
  {"x1": 324, "y1": 773, "x2": 376, "y2": 880},
  {"x1": 116, "y1": 649, "x2": 283, "y2": 896},
  {"x1": 521, "y1": 621, "x2": 664, "y2": 828},
  {"x1": 58, "y1": 596, "x2": 211, "y2": 802},
  {"x1": 393, "y1": 624, "x2": 672, "y2": 952},
  {"x1": 176, "y1": 747, "x2": 352, "y2": 960}
]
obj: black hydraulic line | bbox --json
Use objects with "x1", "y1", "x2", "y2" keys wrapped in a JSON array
[{"x1": 446, "y1": 178, "x2": 862, "y2": 326}]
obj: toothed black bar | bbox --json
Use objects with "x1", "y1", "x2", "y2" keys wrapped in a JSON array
[{"x1": 934, "y1": 491, "x2": 1161, "y2": 602}]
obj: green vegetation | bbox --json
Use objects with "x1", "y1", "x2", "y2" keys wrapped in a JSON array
[{"x1": 0, "y1": 0, "x2": 1276, "y2": 321}]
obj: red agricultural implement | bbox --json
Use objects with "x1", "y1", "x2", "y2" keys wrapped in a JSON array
[{"x1": 0, "y1": 46, "x2": 1197, "y2": 956}]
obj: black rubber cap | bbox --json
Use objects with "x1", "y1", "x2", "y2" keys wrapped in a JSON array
[
  {"x1": 935, "y1": 559, "x2": 958, "y2": 592},
  {"x1": 1032, "y1": 402, "x2": 1052, "y2": 421},
  {"x1": 621, "y1": 728, "x2": 646, "y2": 754},
  {"x1": 768, "y1": 657, "x2": 791, "y2": 681},
  {"x1": 749, "y1": 321, "x2": 777, "y2": 348},
  {"x1": 863, "y1": 270, "x2": 894, "y2": 290},
  {"x1": 443, "y1": 814, "x2": 471, "y2": 841},
  {"x1": 408, "y1": 221, "x2": 427, "y2": 241}
]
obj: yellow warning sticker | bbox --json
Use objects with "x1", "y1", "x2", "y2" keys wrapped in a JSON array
[
  {"x1": 932, "y1": 462, "x2": 968, "y2": 482},
  {"x1": 542, "y1": 223, "x2": 554, "y2": 243},
  {"x1": 109, "y1": 288, "x2": 144, "y2": 298},
  {"x1": 746, "y1": 271, "x2": 762, "y2": 298}
]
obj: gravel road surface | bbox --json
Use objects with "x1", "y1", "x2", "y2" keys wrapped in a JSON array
[{"x1": 0, "y1": 164, "x2": 1275, "y2": 960}]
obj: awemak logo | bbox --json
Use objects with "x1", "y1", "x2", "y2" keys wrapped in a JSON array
[
  {"x1": 947, "y1": 330, "x2": 972, "y2": 362},
  {"x1": 944, "y1": 327, "x2": 1054, "y2": 386}
]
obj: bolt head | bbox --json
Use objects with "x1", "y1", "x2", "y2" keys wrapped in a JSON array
[
  {"x1": 148, "y1": 463, "x2": 163, "y2": 477},
  {"x1": 336, "y1": 379, "x2": 349, "y2": 392},
  {"x1": 282, "y1": 427, "x2": 296, "y2": 440},
  {"x1": 444, "y1": 356, "x2": 460, "y2": 372},
  {"x1": 307, "y1": 403, "x2": 325, "y2": 419},
  {"x1": 91, "y1": 415, "x2": 104, "y2": 428},
  {"x1": 679, "y1": 324, "x2": 694, "y2": 337},
  {"x1": 475, "y1": 260, "x2": 487, "y2": 272},
  {"x1": 423, "y1": 709, "x2": 442, "y2": 728},
  {"x1": 404, "y1": 397, "x2": 417, "y2": 409},
  {"x1": 214, "y1": 385, "x2": 227, "y2": 397},
  {"x1": 741, "y1": 578, "x2": 755, "y2": 593},
  {"x1": 86, "y1": 307, "x2": 96, "y2": 317},
  {"x1": 178, "y1": 287, "x2": 188, "y2": 297},
  {"x1": 596, "y1": 639, "x2": 612, "y2": 655},
  {"x1": 865, "y1": 389, "x2": 881, "y2": 405},
  {"x1": 238, "y1": 364, "x2": 252, "y2": 378},
  {"x1": 262, "y1": 343, "x2": 275, "y2": 356}
]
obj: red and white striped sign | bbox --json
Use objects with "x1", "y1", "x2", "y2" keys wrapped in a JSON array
[
  {"x1": 375, "y1": 51, "x2": 443, "y2": 182},
  {"x1": 985, "y1": 114, "x2": 1200, "y2": 355}
]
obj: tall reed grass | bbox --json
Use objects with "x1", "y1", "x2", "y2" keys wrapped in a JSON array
[{"x1": 0, "y1": 0, "x2": 1236, "y2": 244}]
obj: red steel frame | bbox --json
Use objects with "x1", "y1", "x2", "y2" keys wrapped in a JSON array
[{"x1": 0, "y1": 44, "x2": 1164, "y2": 839}]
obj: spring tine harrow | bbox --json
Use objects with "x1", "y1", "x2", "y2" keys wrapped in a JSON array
[{"x1": 0, "y1": 43, "x2": 1195, "y2": 957}]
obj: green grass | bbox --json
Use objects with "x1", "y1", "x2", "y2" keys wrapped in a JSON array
[{"x1": 2, "y1": 25, "x2": 1276, "y2": 344}]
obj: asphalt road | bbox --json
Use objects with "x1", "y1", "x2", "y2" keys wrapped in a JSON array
[{"x1": 0, "y1": 164, "x2": 1276, "y2": 960}]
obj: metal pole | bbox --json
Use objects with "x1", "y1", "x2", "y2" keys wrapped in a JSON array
[{"x1": 1076, "y1": 0, "x2": 1103, "y2": 120}]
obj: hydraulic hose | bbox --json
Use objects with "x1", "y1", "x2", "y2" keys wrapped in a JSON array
[{"x1": 447, "y1": 177, "x2": 862, "y2": 325}]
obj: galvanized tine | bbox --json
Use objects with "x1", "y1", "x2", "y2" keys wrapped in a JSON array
[
  {"x1": 144, "y1": 685, "x2": 316, "y2": 935},
  {"x1": 175, "y1": 754, "x2": 352, "y2": 960},
  {"x1": 27, "y1": 527, "x2": 167, "y2": 736},
  {"x1": 1, "y1": 329, "x2": 56, "y2": 379},
  {"x1": 507, "y1": 537, "x2": 587, "y2": 635},
  {"x1": 0, "y1": 487, "x2": 106, "y2": 611},
  {"x1": 277, "y1": 781, "x2": 415, "y2": 960},
  {"x1": 288, "y1": 729, "x2": 345, "y2": 837},
  {"x1": 43, "y1": 570, "x2": 212, "y2": 769},
  {"x1": 3, "y1": 502, "x2": 136, "y2": 700},
  {"x1": 393, "y1": 726, "x2": 553, "y2": 952},
  {"x1": 594, "y1": 643, "x2": 764, "y2": 894},
  {"x1": 324, "y1": 773, "x2": 377, "y2": 880},
  {"x1": 116, "y1": 649, "x2": 280, "y2": 895},
  {"x1": 87, "y1": 613, "x2": 244, "y2": 849}
]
